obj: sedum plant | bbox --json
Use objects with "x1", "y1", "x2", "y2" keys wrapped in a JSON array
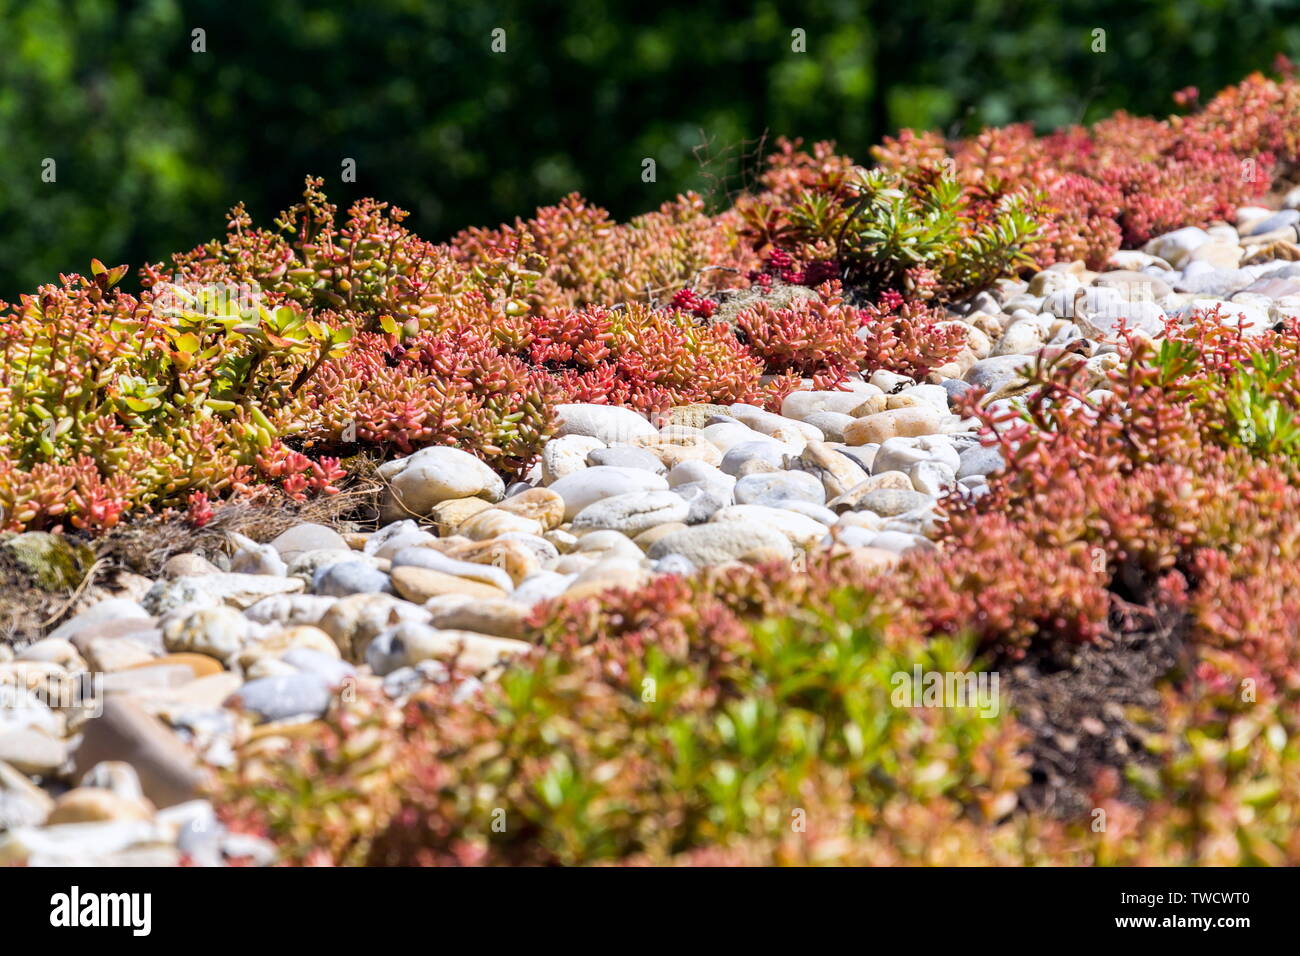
[
  {"x1": 740, "y1": 166, "x2": 1041, "y2": 301},
  {"x1": 0, "y1": 264, "x2": 346, "y2": 531},
  {"x1": 821, "y1": 169, "x2": 1040, "y2": 299},
  {"x1": 217, "y1": 575, "x2": 1028, "y2": 866},
  {"x1": 1147, "y1": 322, "x2": 1300, "y2": 470}
]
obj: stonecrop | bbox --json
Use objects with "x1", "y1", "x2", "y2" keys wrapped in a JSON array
[
  {"x1": 0, "y1": 263, "x2": 348, "y2": 531},
  {"x1": 870, "y1": 67, "x2": 1300, "y2": 268},
  {"x1": 11, "y1": 65, "x2": 1300, "y2": 866}
]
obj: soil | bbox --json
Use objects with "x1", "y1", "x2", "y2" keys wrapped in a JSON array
[{"x1": 1006, "y1": 596, "x2": 1193, "y2": 821}]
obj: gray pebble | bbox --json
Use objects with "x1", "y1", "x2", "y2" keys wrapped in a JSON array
[
  {"x1": 734, "y1": 471, "x2": 826, "y2": 507},
  {"x1": 652, "y1": 554, "x2": 697, "y2": 576},
  {"x1": 312, "y1": 561, "x2": 393, "y2": 597},
  {"x1": 1243, "y1": 209, "x2": 1300, "y2": 237},
  {"x1": 858, "y1": 489, "x2": 932, "y2": 517},
  {"x1": 281, "y1": 648, "x2": 356, "y2": 685},
  {"x1": 940, "y1": 379, "x2": 972, "y2": 407},
  {"x1": 720, "y1": 441, "x2": 788, "y2": 477},
  {"x1": 586, "y1": 446, "x2": 667, "y2": 474},
  {"x1": 777, "y1": 500, "x2": 839, "y2": 525},
  {"x1": 233, "y1": 673, "x2": 332, "y2": 723},
  {"x1": 673, "y1": 481, "x2": 734, "y2": 524},
  {"x1": 956, "y1": 444, "x2": 1006, "y2": 480}
]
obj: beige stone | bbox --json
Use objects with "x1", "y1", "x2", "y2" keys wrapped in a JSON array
[
  {"x1": 551, "y1": 553, "x2": 598, "y2": 575},
  {"x1": 390, "y1": 566, "x2": 508, "y2": 604},
  {"x1": 82, "y1": 637, "x2": 156, "y2": 673},
  {"x1": 424, "y1": 597, "x2": 530, "y2": 640},
  {"x1": 1186, "y1": 241, "x2": 1243, "y2": 270},
  {"x1": 656, "y1": 404, "x2": 731, "y2": 429},
  {"x1": 631, "y1": 432, "x2": 723, "y2": 468},
  {"x1": 47, "y1": 787, "x2": 154, "y2": 824},
  {"x1": 839, "y1": 546, "x2": 903, "y2": 572},
  {"x1": 833, "y1": 511, "x2": 886, "y2": 531},
  {"x1": 1092, "y1": 269, "x2": 1173, "y2": 301},
  {"x1": 243, "y1": 657, "x2": 300, "y2": 680},
  {"x1": 843, "y1": 407, "x2": 943, "y2": 446},
  {"x1": 788, "y1": 441, "x2": 869, "y2": 499},
  {"x1": 827, "y1": 472, "x2": 916, "y2": 512},
  {"x1": 562, "y1": 565, "x2": 652, "y2": 602},
  {"x1": 632, "y1": 425, "x2": 706, "y2": 446},
  {"x1": 544, "y1": 529, "x2": 578, "y2": 554},
  {"x1": 738, "y1": 546, "x2": 795, "y2": 567},
  {"x1": 968, "y1": 311, "x2": 1006, "y2": 339},
  {"x1": 124, "y1": 653, "x2": 224, "y2": 680},
  {"x1": 885, "y1": 393, "x2": 931, "y2": 410},
  {"x1": 430, "y1": 497, "x2": 493, "y2": 537},
  {"x1": 0, "y1": 728, "x2": 66, "y2": 776},
  {"x1": 495, "y1": 488, "x2": 565, "y2": 531},
  {"x1": 317, "y1": 592, "x2": 431, "y2": 661},
  {"x1": 456, "y1": 508, "x2": 544, "y2": 541},
  {"x1": 393, "y1": 628, "x2": 532, "y2": 674},
  {"x1": 129, "y1": 673, "x2": 244, "y2": 722},
  {"x1": 236, "y1": 626, "x2": 340, "y2": 669},
  {"x1": 444, "y1": 539, "x2": 539, "y2": 585},
  {"x1": 0, "y1": 759, "x2": 53, "y2": 826},
  {"x1": 159, "y1": 553, "x2": 221, "y2": 578},
  {"x1": 633, "y1": 522, "x2": 689, "y2": 551},
  {"x1": 161, "y1": 605, "x2": 250, "y2": 661},
  {"x1": 1027, "y1": 269, "x2": 1079, "y2": 297},
  {"x1": 848, "y1": 394, "x2": 888, "y2": 417},
  {"x1": 17, "y1": 638, "x2": 84, "y2": 670},
  {"x1": 78, "y1": 760, "x2": 147, "y2": 800},
  {"x1": 0, "y1": 661, "x2": 68, "y2": 700},
  {"x1": 100, "y1": 666, "x2": 195, "y2": 695},
  {"x1": 422, "y1": 534, "x2": 473, "y2": 554}
]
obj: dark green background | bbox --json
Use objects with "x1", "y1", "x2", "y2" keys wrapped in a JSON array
[{"x1": 2, "y1": 0, "x2": 1298, "y2": 297}]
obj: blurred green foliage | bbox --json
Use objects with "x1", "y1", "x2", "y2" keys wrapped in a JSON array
[{"x1": 1, "y1": 0, "x2": 1297, "y2": 297}]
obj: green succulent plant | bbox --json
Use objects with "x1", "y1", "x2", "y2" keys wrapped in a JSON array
[{"x1": 817, "y1": 168, "x2": 1040, "y2": 297}]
